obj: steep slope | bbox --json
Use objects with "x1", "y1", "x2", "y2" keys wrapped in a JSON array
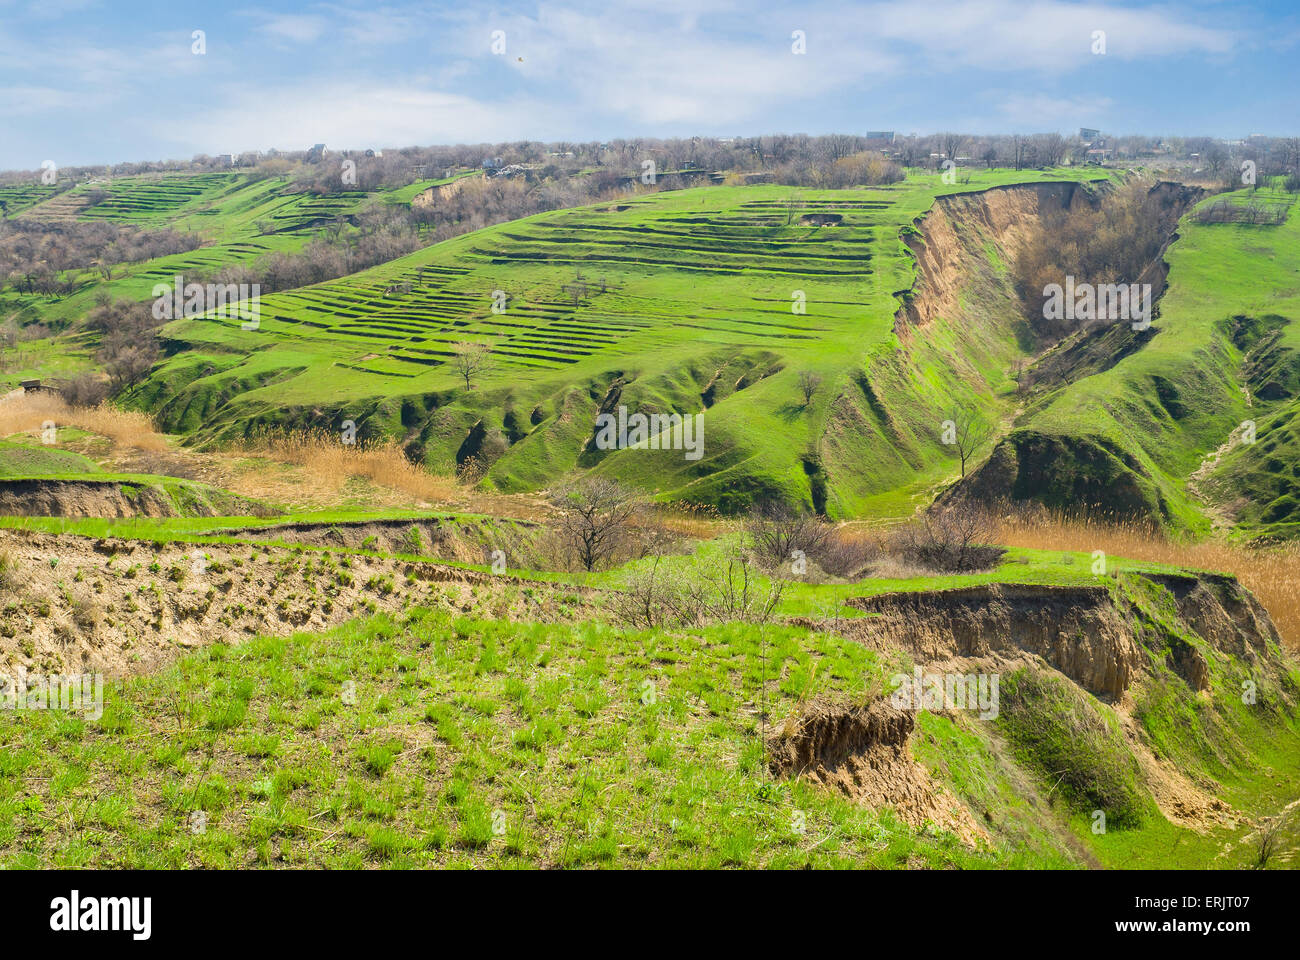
[{"x1": 959, "y1": 183, "x2": 1298, "y2": 533}]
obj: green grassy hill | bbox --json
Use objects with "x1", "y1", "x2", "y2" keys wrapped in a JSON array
[
  {"x1": 964, "y1": 182, "x2": 1300, "y2": 536},
  {"x1": 1, "y1": 527, "x2": 1296, "y2": 869},
  {"x1": 130, "y1": 168, "x2": 1111, "y2": 517},
  {"x1": 2, "y1": 171, "x2": 455, "y2": 334},
  {"x1": 15, "y1": 164, "x2": 1300, "y2": 534}
]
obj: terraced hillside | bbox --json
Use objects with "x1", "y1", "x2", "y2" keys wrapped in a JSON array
[
  {"x1": 0, "y1": 182, "x2": 62, "y2": 218},
  {"x1": 135, "y1": 169, "x2": 1115, "y2": 517},
  {"x1": 2, "y1": 171, "x2": 456, "y2": 333}
]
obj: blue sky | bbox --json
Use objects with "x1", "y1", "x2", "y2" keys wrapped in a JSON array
[{"x1": 1, "y1": 0, "x2": 1297, "y2": 171}]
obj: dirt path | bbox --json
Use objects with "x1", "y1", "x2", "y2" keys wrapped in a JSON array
[{"x1": 1186, "y1": 425, "x2": 1250, "y2": 532}]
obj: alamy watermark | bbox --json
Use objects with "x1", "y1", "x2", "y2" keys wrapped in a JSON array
[
  {"x1": 152, "y1": 275, "x2": 261, "y2": 330},
  {"x1": 593, "y1": 405, "x2": 703, "y2": 461},
  {"x1": 889, "y1": 666, "x2": 999, "y2": 720},
  {"x1": 50, "y1": 890, "x2": 150, "y2": 940},
  {"x1": 1043, "y1": 277, "x2": 1151, "y2": 331},
  {"x1": 1, "y1": 667, "x2": 104, "y2": 721}
]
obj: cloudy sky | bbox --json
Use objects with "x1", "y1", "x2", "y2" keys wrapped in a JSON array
[{"x1": 0, "y1": 0, "x2": 1296, "y2": 170}]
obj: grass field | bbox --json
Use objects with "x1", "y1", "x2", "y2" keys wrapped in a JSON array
[
  {"x1": 0, "y1": 170, "x2": 464, "y2": 340},
  {"x1": 18, "y1": 164, "x2": 1297, "y2": 538},
  {"x1": 1, "y1": 546, "x2": 1296, "y2": 869},
  {"x1": 133, "y1": 168, "x2": 1111, "y2": 518}
]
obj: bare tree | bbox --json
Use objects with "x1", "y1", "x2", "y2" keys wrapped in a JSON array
[
  {"x1": 746, "y1": 500, "x2": 830, "y2": 569},
  {"x1": 549, "y1": 477, "x2": 642, "y2": 572},
  {"x1": 1036, "y1": 133, "x2": 1067, "y2": 167},
  {"x1": 679, "y1": 547, "x2": 786, "y2": 625},
  {"x1": 797, "y1": 370, "x2": 822, "y2": 404},
  {"x1": 940, "y1": 132, "x2": 965, "y2": 164},
  {"x1": 101, "y1": 343, "x2": 158, "y2": 391},
  {"x1": 563, "y1": 280, "x2": 588, "y2": 306},
  {"x1": 0, "y1": 316, "x2": 18, "y2": 370},
  {"x1": 890, "y1": 501, "x2": 1000, "y2": 573},
  {"x1": 1254, "y1": 807, "x2": 1293, "y2": 869},
  {"x1": 451, "y1": 341, "x2": 492, "y2": 390},
  {"x1": 944, "y1": 406, "x2": 991, "y2": 478}
]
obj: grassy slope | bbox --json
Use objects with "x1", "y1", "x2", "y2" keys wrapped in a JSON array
[
  {"x1": 1003, "y1": 184, "x2": 1300, "y2": 534},
  {"x1": 0, "y1": 440, "x2": 100, "y2": 477},
  {"x1": 0, "y1": 172, "x2": 453, "y2": 341},
  {"x1": 1, "y1": 570, "x2": 1295, "y2": 868},
  {"x1": 132, "y1": 168, "x2": 1105, "y2": 517},
  {"x1": 0, "y1": 608, "x2": 988, "y2": 869}
]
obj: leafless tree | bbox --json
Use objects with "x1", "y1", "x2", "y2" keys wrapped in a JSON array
[
  {"x1": 1254, "y1": 808, "x2": 1293, "y2": 869},
  {"x1": 0, "y1": 316, "x2": 18, "y2": 369},
  {"x1": 549, "y1": 477, "x2": 642, "y2": 572},
  {"x1": 101, "y1": 343, "x2": 158, "y2": 391},
  {"x1": 890, "y1": 501, "x2": 1000, "y2": 573},
  {"x1": 945, "y1": 406, "x2": 991, "y2": 478},
  {"x1": 797, "y1": 370, "x2": 822, "y2": 404},
  {"x1": 60, "y1": 372, "x2": 110, "y2": 406},
  {"x1": 746, "y1": 500, "x2": 830, "y2": 569},
  {"x1": 671, "y1": 546, "x2": 786, "y2": 626},
  {"x1": 940, "y1": 132, "x2": 964, "y2": 164},
  {"x1": 1012, "y1": 134, "x2": 1028, "y2": 171},
  {"x1": 1036, "y1": 133, "x2": 1067, "y2": 167},
  {"x1": 451, "y1": 341, "x2": 492, "y2": 390}
]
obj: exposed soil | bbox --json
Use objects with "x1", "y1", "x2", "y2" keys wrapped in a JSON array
[
  {"x1": 843, "y1": 574, "x2": 1280, "y2": 700},
  {"x1": 0, "y1": 529, "x2": 591, "y2": 677},
  {"x1": 0, "y1": 477, "x2": 272, "y2": 519},
  {"x1": 894, "y1": 180, "x2": 1097, "y2": 334},
  {"x1": 846, "y1": 582, "x2": 1140, "y2": 698},
  {"x1": 811, "y1": 572, "x2": 1294, "y2": 832},
  {"x1": 0, "y1": 479, "x2": 178, "y2": 518},
  {"x1": 202, "y1": 515, "x2": 543, "y2": 566},
  {"x1": 768, "y1": 698, "x2": 987, "y2": 845}
]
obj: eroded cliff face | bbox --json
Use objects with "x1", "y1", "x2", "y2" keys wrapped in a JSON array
[
  {"x1": 821, "y1": 182, "x2": 1090, "y2": 514},
  {"x1": 849, "y1": 583, "x2": 1137, "y2": 698},
  {"x1": 893, "y1": 180, "x2": 1100, "y2": 334},
  {"x1": 842, "y1": 572, "x2": 1283, "y2": 702},
  {"x1": 777, "y1": 571, "x2": 1297, "y2": 841},
  {"x1": 927, "y1": 181, "x2": 1206, "y2": 522}
]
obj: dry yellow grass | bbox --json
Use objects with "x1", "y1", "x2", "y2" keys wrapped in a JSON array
[
  {"x1": 992, "y1": 514, "x2": 1300, "y2": 653},
  {"x1": 236, "y1": 429, "x2": 458, "y2": 504},
  {"x1": 0, "y1": 391, "x2": 166, "y2": 452}
]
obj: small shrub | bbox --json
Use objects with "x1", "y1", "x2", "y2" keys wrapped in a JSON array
[{"x1": 887, "y1": 501, "x2": 1003, "y2": 573}]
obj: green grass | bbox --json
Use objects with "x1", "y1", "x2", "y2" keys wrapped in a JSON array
[
  {"x1": 126, "y1": 167, "x2": 1111, "y2": 518},
  {"x1": 0, "y1": 607, "x2": 1022, "y2": 869},
  {"x1": 0, "y1": 440, "x2": 100, "y2": 478},
  {"x1": 1007, "y1": 184, "x2": 1300, "y2": 535},
  {"x1": 0, "y1": 172, "x2": 445, "y2": 338},
  {"x1": 3, "y1": 588, "x2": 1293, "y2": 869},
  {"x1": 0, "y1": 492, "x2": 1296, "y2": 868},
  {"x1": 996, "y1": 668, "x2": 1156, "y2": 828},
  {"x1": 0, "y1": 470, "x2": 272, "y2": 518}
]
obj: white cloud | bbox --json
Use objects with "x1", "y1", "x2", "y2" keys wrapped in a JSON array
[
  {"x1": 246, "y1": 13, "x2": 329, "y2": 44},
  {"x1": 164, "y1": 81, "x2": 559, "y2": 154},
  {"x1": 0, "y1": 83, "x2": 106, "y2": 116},
  {"x1": 852, "y1": 0, "x2": 1236, "y2": 71},
  {"x1": 422, "y1": 0, "x2": 1233, "y2": 128}
]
